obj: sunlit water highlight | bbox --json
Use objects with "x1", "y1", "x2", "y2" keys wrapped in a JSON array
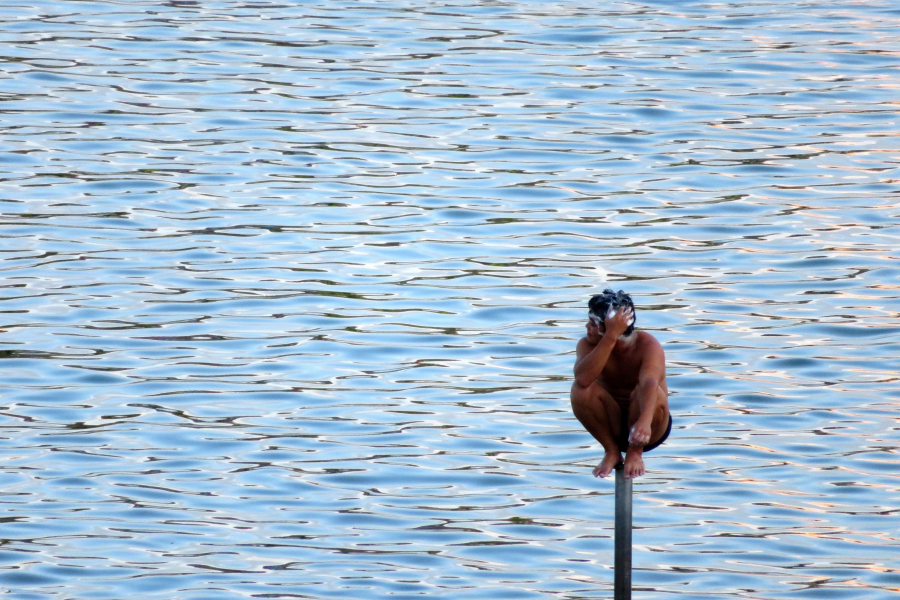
[{"x1": 1, "y1": 1, "x2": 898, "y2": 598}]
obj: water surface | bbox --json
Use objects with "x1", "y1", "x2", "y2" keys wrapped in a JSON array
[{"x1": 1, "y1": 1, "x2": 899, "y2": 598}]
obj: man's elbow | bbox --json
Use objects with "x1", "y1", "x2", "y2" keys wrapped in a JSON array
[{"x1": 573, "y1": 371, "x2": 594, "y2": 389}]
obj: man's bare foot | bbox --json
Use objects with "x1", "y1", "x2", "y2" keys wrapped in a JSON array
[
  {"x1": 623, "y1": 446, "x2": 645, "y2": 479},
  {"x1": 592, "y1": 451, "x2": 623, "y2": 478}
]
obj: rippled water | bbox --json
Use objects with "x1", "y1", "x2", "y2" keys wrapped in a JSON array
[{"x1": 1, "y1": 1, "x2": 899, "y2": 598}]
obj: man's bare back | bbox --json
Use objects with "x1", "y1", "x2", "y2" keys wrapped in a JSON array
[{"x1": 570, "y1": 289, "x2": 670, "y2": 479}]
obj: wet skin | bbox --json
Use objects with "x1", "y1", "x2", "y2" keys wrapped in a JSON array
[{"x1": 570, "y1": 307, "x2": 669, "y2": 479}]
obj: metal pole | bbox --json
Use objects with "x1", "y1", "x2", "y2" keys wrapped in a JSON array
[{"x1": 614, "y1": 464, "x2": 632, "y2": 600}]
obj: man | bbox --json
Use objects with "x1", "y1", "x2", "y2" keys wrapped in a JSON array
[{"x1": 571, "y1": 289, "x2": 671, "y2": 479}]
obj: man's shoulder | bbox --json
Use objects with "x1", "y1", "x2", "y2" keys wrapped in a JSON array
[
  {"x1": 575, "y1": 335, "x2": 595, "y2": 355},
  {"x1": 635, "y1": 330, "x2": 660, "y2": 343},
  {"x1": 634, "y1": 331, "x2": 664, "y2": 353}
]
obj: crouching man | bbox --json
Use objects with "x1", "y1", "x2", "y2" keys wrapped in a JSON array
[{"x1": 571, "y1": 289, "x2": 671, "y2": 479}]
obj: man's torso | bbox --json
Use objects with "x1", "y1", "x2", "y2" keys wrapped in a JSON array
[{"x1": 589, "y1": 331, "x2": 667, "y2": 405}]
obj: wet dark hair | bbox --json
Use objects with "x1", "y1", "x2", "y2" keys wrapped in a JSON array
[{"x1": 588, "y1": 288, "x2": 636, "y2": 336}]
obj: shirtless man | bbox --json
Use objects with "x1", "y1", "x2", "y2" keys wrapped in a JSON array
[{"x1": 571, "y1": 289, "x2": 671, "y2": 479}]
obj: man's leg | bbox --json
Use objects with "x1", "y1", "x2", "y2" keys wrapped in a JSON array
[
  {"x1": 623, "y1": 385, "x2": 669, "y2": 478},
  {"x1": 571, "y1": 380, "x2": 624, "y2": 478}
]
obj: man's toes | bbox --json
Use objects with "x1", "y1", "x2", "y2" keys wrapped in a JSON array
[{"x1": 623, "y1": 455, "x2": 644, "y2": 479}]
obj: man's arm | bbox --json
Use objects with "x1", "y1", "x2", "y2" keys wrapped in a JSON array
[
  {"x1": 573, "y1": 308, "x2": 633, "y2": 388},
  {"x1": 628, "y1": 335, "x2": 666, "y2": 445},
  {"x1": 573, "y1": 335, "x2": 616, "y2": 388}
]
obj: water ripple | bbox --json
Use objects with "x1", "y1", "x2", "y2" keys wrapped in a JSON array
[{"x1": 1, "y1": 0, "x2": 899, "y2": 598}]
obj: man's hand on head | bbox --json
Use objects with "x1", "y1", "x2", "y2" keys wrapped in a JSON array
[{"x1": 604, "y1": 307, "x2": 633, "y2": 338}]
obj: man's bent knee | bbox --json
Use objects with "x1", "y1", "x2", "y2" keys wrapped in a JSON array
[
  {"x1": 571, "y1": 381, "x2": 614, "y2": 416},
  {"x1": 571, "y1": 378, "x2": 602, "y2": 398},
  {"x1": 656, "y1": 386, "x2": 670, "y2": 415},
  {"x1": 570, "y1": 380, "x2": 599, "y2": 414}
]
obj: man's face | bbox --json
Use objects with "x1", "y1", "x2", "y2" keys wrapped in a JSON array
[{"x1": 586, "y1": 312, "x2": 604, "y2": 342}]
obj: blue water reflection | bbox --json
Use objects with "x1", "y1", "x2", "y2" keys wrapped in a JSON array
[{"x1": 1, "y1": 0, "x2": 898, "y2": 598}]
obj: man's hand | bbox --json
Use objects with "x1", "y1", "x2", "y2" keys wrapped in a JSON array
[
  {"x1": 628, "y1": 419, "x2": 652, "y2": 446},
  {"x1": 604, "y1": 307, "x2": 633, "y2": 338}
]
